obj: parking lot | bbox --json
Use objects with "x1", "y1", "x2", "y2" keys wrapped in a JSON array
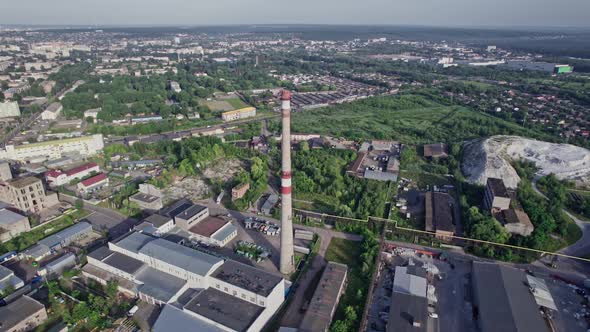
[{"x1": 547, "y1": 278, "x2": 590, "y2": 332}]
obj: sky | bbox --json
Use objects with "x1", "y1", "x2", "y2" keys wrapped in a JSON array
[{"x1": 1, "y1": 0, "x2": 590, "y2": 28}]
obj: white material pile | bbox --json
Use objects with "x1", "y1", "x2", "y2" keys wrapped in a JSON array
[{"x1": 462, "y1": 135, "x2": 590, "y2": 188}]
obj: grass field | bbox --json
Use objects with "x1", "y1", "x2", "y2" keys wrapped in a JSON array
[
  {"x1": 203, "y1": 97, "x2": 250, "y2": 112},
  {"x1": 288, "y1": 94, "x2": 553, "y2": 144},
  {"x1": 226, "y1": 97, "x2": 249, "y2": 109}
]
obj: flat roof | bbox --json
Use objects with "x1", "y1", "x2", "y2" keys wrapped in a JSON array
[
  {"x1": 211, "y1": 223, "x2": 237, "y2": 242},
  {"x1": 143, "y1": 214, "x2": 172, "y2": 228},
  {"x1": 487, "y1": 177, "x2": 509, "y2": 198},
  {"x1": 425, "y1": 192, "x2": 455, "y2": 234},
  {"x1": 176, "y1": 204, "x2": 207, "y2": 221},
  {"x1": 113, "y1": 232, "x2": 155, "y2": 254},
  {"x1": 0, "y1": 208, "x2": 26, "y2": 226},
  {"x1": 136, "y1": 266, "x2": 187, "y2": 303},
  {"x1": 184, "y1": 288, "x2": 263, "y2": 332},
  {"x1": 211, "y1": 260, "x2": 282, "y2": 296},
  {"x1": 300, "y1": 262, "x2": 348, "y2": 332},
  {"x1": 87, "y1": 246, "x2": 113, "y2": 261},
  {"x1": 153, "y1": 305, "x2": 225, "y2": 332},
  {"x1": 130, "y1": 192, "x2": 160, "y2": 204},
  {"x1": 472, "y1": 262, "x2": 548, "y2": 332},
  {"x1": 0, "y1": 296, "x2": 45, "y2": 331},
  {"x1": 8, "y1": 176, "x2": 40, "y2": 188},
  {"x1": 103, "y1": 252, "x2": 145, "y2": 275},
  {"x1": 189, "y1": 216, "x2": 228, "y2": 237},
  {"x1": 387, "y1": 292, "x2": 429, "y2": 332},
  {"x1": 139, "y1": 238, "x2": 223, "y2": 277},
  {"x1": 424, "y1": 143, "x2": 447, "y2": 158},
  {"x1": 393, "y1": 266, "x2": 427, "y2": 298}
]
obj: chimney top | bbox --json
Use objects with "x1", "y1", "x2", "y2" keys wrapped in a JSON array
[{"x1": 281, "y1": 90, "x2": 292, "y2": 101}]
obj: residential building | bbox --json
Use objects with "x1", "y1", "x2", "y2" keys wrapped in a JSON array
[
  {"x1": 423, "y1": 143, "x2": 448, "y2": 159},
  {"x1": 83, "y1": 232, "x2": 286, "y2": 331},
  {"x1": 0, "y1": 134, "x2": 104, "y2": 163},
  {"x1": 0, "y1": 101, "x2": 21, "y2": 119},
  {"x1": 39, "y1": 80, "x2": 56, "y2": 94},
  {"x1": 221, "y1": 107, "x2": 256, "y2": 121},
  {"x1": 472, "y1": 262, "x2": 549, "y2": 332},
  {"x1": 0, "y1": 207, "x2": 30, "y2": 243},
  {"x1": 170, "y1": 81, "x2": 181, "y2": 93},
  {"x1": 22, "y1": 222, "x2": 93, "y2": 260},
  {"x1": 0, "y1": 295, "x2": 48, "y2": 332},
  {"x1": 0, "y1": 264, "x2": 24, "y2": 293},
  {"x1": 299, "y1": 262, "x2": 348, "y2": 332},
  {"x1": 45, "y1": 162, "x2": 100, "y2": 187},
  {"x1": 41, "y1": 102, "x2": 62, "y2": 120},
  {"x1": 484, "y1": 177, "x2": 511, "y2": 212},
  {"x1": 77, "y1": 173, "x2": 108, "y2": 194},
  {"x1": 425, "y1": 191, "x2": 456, "y2": 240},
  {"x1": 0, "y1": 177, "x2": 59, "y2": 214},
  {"x1": 231, "y1": 182, "x2": 250, "y2": 201}
]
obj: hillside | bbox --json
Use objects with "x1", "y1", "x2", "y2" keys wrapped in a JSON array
[{"x1": 462, "y1": 135, "x2": 590, "y2": 188}]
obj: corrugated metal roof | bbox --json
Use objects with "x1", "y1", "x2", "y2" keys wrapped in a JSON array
[
  {"x1": 39, "y1": 222, "x2": 92, "y2": 248},
  {"x1": 211, "y1": 223, "x2": 237, "y2": 242},
  {"x1": 393, "y1": 266, "x2": 427, "y2": 298},
  {"x1": 153, "y1": 305, "x2": 225, "y2": 332},
  {"x1": 113, "y1": 232, "x2": 155, "y2": 254},
  {"x1": 139, "y1": 238, "x2": 223, "y2": 277}
]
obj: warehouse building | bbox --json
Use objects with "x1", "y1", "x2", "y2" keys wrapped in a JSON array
[
  {"x1": 0, "y1": 101, "x2": 21, "y2": 119},
  {"x1": 83, "y1": 232, "x2": 286, "y2": 331},
  {"x1": 45, "y1": 162, "x2": 100, "y2": 187},
  {"x1": 425, "y1": 191, "x2": 456, "y2": 240},
  {"x1": 41, "y1": 102, "x2": 62, "y2": 120},
  {"x1": 221, "y1": 107, "x2": 256, "y2": 121},
  {"x1": 472, "y1": 262, "x2": 549, "y2": 332},
  {"x1": 387, "y1": 266, "x2": 431, "y2": 332},
  {"x1": 0, "y1": 264, "x2": 24, "y2": 293},
  {"x1": 299, "y1": 262, "x2": 348, "y2": 332},
  {"x1": 77, "y1": 173, "x2": 108, "y2": 194},
  {"x1": 22, "y1": 222, "x2": 93, "y2": 260}
]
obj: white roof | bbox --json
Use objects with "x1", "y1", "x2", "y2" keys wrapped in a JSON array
[
  {"x1": 527, "y1": 275, "x2": 557, "y2": 310},
  {"x1": 393, "y1": 266, "x2": 427, "y2": 298}
]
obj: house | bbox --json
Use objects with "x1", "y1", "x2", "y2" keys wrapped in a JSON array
[
  {"x1": 77, "y1": 173, "x2": 108, "y2": 194},
  {"x1": 231, "y1": 183, "x2": 250, "y2": 201},
  {"x1": 0, "y1": 295, "x2": 48, "y2": 332},
  {"x1": 41, "y1": 102, "x2": 63, "y2": 120},
  {"x1": 423, "y1": 143, "x2": 448, "y2": 159},
  {"x1": 425, "y1": 191, "x2": 456, "y2": 240},
  {"x1": 0, "y1": 207, "x2": 30, "y2": 243}
]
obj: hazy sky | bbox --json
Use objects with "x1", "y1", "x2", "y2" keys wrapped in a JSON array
[{"x1": 2, "y1": 0, "x2": 590, "y2": 27}]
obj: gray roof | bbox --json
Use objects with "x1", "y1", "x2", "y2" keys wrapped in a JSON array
[
  {"x1": 103, "y1": 252, "x2": 145, "y2": 275},
  {"x1": 211, "y1": 260, "x2": 282, "y2": 296},
  {"x1": 87, "y1": 246, "x2": 114, "y2": 261},
  {"x1": 472, "y1": 262, "x2": 548, "y2": 332},
  {"x1": 38, "y1": 222, "x2": 92, "y2": 248},
  {"x1": 136, "y1": 267, "x2": 186, "y2": 303},
  {"x1": 364, "y1": 169, "x2": 398, "y2": 182},
  {"x1": 300, "y1": 262, "x2": 348, "y2": 332},
  {"x1": 0, "y1": 264, "x2": 13, "y2": 280},
  {"x1": 22, "y1": 243, "x2": 51, "y2": 260},
  {"x1": 425, "y1": 192, "x2": 455, "y2": 234},
  {"x1": 0, "y1": 209, "x2": 27, "y2": 227},
  {"x1": 184, "y1": 288, "x2": 264, "y2": 332},
  {"x1": 211, "y1": 223, "x2": 237, "y2": 242},
  {"x1": 143, "y1": 214, "x2": 172, "y2": 228},
  {"x1": 113, "y1": 232, "x2": 155, "y2": 254},
  {"x1": 487, "y1": 177, "x2": 509, "y2": 198},
  {"x1": 393, "y1": 266, "x2": 427, "y2": 298},
  {"x1": 139, "y1": 238, "x2": 223, "y2": 277},
  {"x1": 0, "y1": 296, "x2": 45, "y2": 331},
  {"x1": 387, "y1": 292, "x2": 429, "y2": 332},
  {"x1": 153, "y1": 305, "x2": 225, "y2": 332}
]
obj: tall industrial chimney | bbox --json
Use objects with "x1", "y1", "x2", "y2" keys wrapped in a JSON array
[{"x1": 279, "y1": 90, "x2": 295, "y2": 275}]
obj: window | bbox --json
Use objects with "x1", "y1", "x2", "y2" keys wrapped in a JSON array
[
  {"x1": 250, "y1": 297, "x2": 255, "y2": 302},
  {"x1": 216, "y1": 284, "x2": 220, "y2": 289},
  {"x1": 224, "y1": 287, "x2": 228, "y2": 292},
  {"x1": 233, "y1": 291, "x2": 237, "y2": 296},
  {"x1": 241, "y1": 294, "x2": 246, "y2": 299},
  {"x1": 259, "y1": 301, "x2": 265, "y2": 306}
]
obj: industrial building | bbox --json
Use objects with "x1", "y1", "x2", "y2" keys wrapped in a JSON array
[
  {"x1": 23, "y1": 222, "x2": 93, "y2": 260},
  {"x1": 0, "y1": 101, "x2": 21, "y2": 119},
  {"x1": 77, "y1": 173, "x2": 109, "y2": 194},
  {"x1": 484, "y1": 178, "x2": 534, "y2": 236},
  {"x1": 129, "y1": 183, "x2": 163, "y2": 212},
  {"x1": 133, "y1": 214, "x2": 174, "y2": 236},
  {"x1": 0, "y1": 134, "x2": 104, "y2": 163},
  {"x1": 0, "y1": 176, "x2": 59, "y2": 214},
  {"x1": 423, "y1": 143, "x2": 448, "y2": 159},
  {"x1": 386, "y1": 266, "x2": 432, "y2": 332},
  {"x1": 484, "y1": 177, "x2": 511, "y2": 212},
  {"x1": 425, "y1": 191, "x2": 456, "y2": 240},
  {"x1": 232, "y1": 182, "x2": 250, "y2": 200},
  {"x1": 299, "y1": 262, "x2": 348, "y2": 332},
  {"x1": 83, "y1": 232, "x2": 286, "y2": 332},
  {"x1": 0, "y1": 264, "x2": 24, "y2": 293},
  {"x1": 41, "y1": 102, "x2": 63, "y2": 120},
  {"x1": 45, "y1": 162, "x2": 100, "y2": 187},
  {"x1": 504, "y1": 60, "x2": 573, "y2": 74},
  {"x1": 472, "y1": 262, "x2": 549, "y2": 332},
  {"x1": 221, "y1": 107, "x2": 256, "y2": 121},
  {"x1": 0, "y1": 295, "x2": 48, "y2": 332},
  {"x1": 0, "y1": 207, "x2": 30, "y2": 243}
]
